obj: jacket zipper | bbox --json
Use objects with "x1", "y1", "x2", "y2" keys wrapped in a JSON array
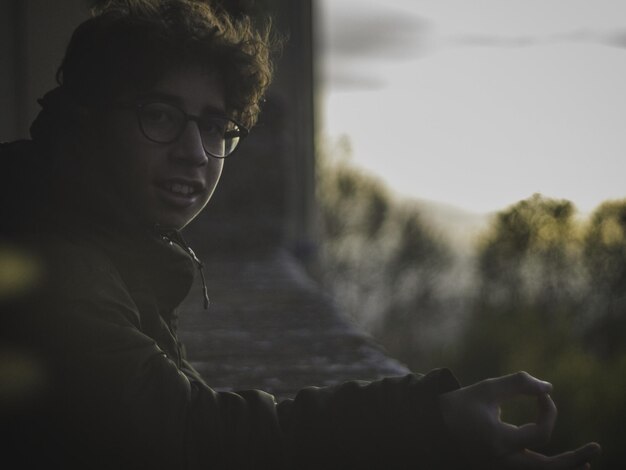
[{"x1": 158, "y1": 228, "x2": 210, "y2": 310}]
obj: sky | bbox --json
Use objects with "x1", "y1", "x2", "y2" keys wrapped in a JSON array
[{"x1": 316, "y1": 0, "x2": 626, "y2": 215}]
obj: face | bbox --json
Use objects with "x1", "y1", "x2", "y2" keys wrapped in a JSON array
[{"x1": 97, "y1": 65, "x2": 226, "y2": 230}]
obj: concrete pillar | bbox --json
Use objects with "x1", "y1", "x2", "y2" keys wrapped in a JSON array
[{"x1": 0, "y1": 0, "x2": 89, "y2": 141}]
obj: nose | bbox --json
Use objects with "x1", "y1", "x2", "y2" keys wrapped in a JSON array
[{"x1": 170, "y1": 121, "x2": 208, "y2": 166}]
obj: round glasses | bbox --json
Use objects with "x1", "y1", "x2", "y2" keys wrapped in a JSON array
[{"x1": 123, "y1": 101, "x2": 248, "y2": 158}]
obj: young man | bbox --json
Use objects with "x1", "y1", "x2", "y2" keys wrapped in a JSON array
[{"x1": 1, "y1": 1, "x2": 600, "y2": 468}]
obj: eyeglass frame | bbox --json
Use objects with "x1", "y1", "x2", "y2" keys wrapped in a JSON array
[{"x1": 115, "y1": 101, "x2": 249, "y2": 159}]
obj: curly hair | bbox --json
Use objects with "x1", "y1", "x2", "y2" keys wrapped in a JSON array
[{"x1": 56, "y1": 0, "x2": 276, "y2": 129}]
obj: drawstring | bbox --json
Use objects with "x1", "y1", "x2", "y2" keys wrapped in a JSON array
[
  {"x1": 157, "y1": 227, "x2": 210, "y2": 310},
  {"x1": 186, "y1": 245, "x2": 210, "y2": 310}
]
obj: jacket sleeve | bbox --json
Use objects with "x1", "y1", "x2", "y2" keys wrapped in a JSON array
[
  {"x1": 15, "y1": 243, "x2": 466, "y2": 470},
  {"x1": 278, "y1": 370, "x2": 463, "y2": 469}
]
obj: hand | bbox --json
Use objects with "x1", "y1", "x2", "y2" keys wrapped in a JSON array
[{"x1": 439, "y1": 371, "x2": 601, "y2": 469}]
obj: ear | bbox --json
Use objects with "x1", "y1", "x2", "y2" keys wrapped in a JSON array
[{"x1": 74, "y1": 104, "x2": 105, "y2": 144}]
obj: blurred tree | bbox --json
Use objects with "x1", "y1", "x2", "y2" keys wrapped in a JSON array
[
  {"x1": 455, "y1": 194, "x2": 586, "y2": 381},
  {"x1": 477, "y1": 194, "x2": 585, "y2": 315},
  {"x1": 582, "y1": 199, "x2": 626, "y2": 357},
  {"x1": 316, "y1": 136, "x2": 455, "y2": 370},
  {"x1": 316, "y1": 136, "x2": 396, "y2": 329},
  {"x1": 375, "y1": 204, "x2": 454, "y2": 370}
]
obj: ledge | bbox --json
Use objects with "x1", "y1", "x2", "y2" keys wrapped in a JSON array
[{"x1": 178, "y1": 249, "x2": 409, "y2": 400}]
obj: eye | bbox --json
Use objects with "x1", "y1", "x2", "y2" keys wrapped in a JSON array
[
  {"x1": 141, "y1": 103, "x2": 178, "y2": 126},
  {"x1": 199, "y1": 117, "x2": 227, "y2": 136}
]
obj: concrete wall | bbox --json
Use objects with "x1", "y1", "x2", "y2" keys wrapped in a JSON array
[
  {"x1": 0, "y1": 0, "x2": 89, "y2": 141},
  {"x1": 0, "y1": 0, "x2": 20, "y2": 141}
]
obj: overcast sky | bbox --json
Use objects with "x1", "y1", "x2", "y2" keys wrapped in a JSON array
[{"x1": 316, "y1": 0, "x2": 626, "y2": 214}]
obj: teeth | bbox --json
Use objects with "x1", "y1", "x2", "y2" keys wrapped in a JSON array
[{"x1": 168, "y1": 182, "x2": 194, "y2": 195}]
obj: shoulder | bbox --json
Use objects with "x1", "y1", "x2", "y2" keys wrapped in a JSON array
[
  {"x1": 0, "y1": 140, "x2": 45, "y2": 182},
  {"x1": 3, "y1": 235, "x2": 144, "y2": 365},
  {"x1": 0, "y1": 139, "x2": 36, "y2": 157},
  {"x1": 33, "y1": 235, "x2": 142, "y2": 328},
  {"x1": 43, "y1": 236, "x2": 120, "y2": 288}
]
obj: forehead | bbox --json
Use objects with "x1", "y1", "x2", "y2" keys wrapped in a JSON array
[{"x1": 142, "y1": 65, "x2": 226, "y2": 115}]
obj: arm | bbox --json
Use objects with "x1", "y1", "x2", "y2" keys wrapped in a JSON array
[
  {"x1": 19, "y1": 244, "x2": 464, "y2": 469},
  {"x1": 51, "y1": 311, "x2": 465, "y2": 469},
  {"x1": 278, "y1": 370, "x2": 464, "y2": 469}
]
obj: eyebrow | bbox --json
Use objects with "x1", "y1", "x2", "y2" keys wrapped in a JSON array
[{"x1": 137, "y1": 91, "x2": 226, "y2": 115}]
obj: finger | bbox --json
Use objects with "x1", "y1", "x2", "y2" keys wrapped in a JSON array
[
  {"x1": 485, "y1": 371, "x2": 553, "y2": 402},
  {"x1": 496, "y1": 394, "x2": 556, "y2": 451},
  {"x1": 502, "y1": 443, "x2": 601, "y2": 470},
  {"x1": 532, "y1": 393, "x2": 557, "y2": 448},
  {"x1": 537, "y1": 442, "x2": 600, "y2": 470}
]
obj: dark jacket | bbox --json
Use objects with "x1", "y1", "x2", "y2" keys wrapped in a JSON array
[{"x1": 1, "y1": 140, "x2": 464, "y2": 469}]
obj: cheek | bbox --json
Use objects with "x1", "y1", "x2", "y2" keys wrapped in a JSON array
[
  {"x1": 96, "y1": 120, "x2": 141, "y2": 179},
  {"x1": 205, "y1": 159, "x2": 224, "y2": 196},
  {"x1": 106, "y1": 131, "x2": 156, "y2": 191}
]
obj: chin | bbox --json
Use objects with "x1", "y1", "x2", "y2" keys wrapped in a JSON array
[
  {"x1": 146, "y1": 212, "x2": 188, "y2": 232},
  {"x1": 155, "y1": 218, "x2": 189, "y2": 232},
  {"x1": 143, "y1": 199, "x2": 207, "y2": 232},
  {"x1": 159, "y1": 209, "x2": 203, "y2": 231}
]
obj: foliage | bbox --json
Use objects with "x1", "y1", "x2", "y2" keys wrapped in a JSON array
[
  {"x1": 316, "y1": 137, "x2": 455, "y2": 365},
  {"x1": 582, "y1": 200, "x2": 626, "y2": 357},
  {"x1": 477, "y1": 194, "x2": 586, "y2": 311},
  {"x1": 316, "y1": 141, "x2": 626, "y2": 468}
]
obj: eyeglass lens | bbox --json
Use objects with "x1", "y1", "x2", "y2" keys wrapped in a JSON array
[{"x1": 138, "y1": 102, "x2": 242, "y2": 158}]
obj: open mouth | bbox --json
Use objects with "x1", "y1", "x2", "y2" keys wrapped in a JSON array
[
  {"x1": 155, "y1": 179, "x2": 205, "y2": 207},
  {"x1": 162, "y1": 181, "x2": 200, "y2": 196}
]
